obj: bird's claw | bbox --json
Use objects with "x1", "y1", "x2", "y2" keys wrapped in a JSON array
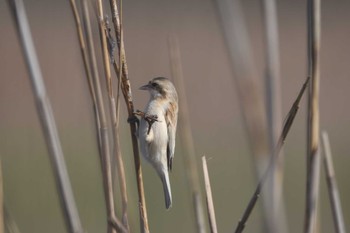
[
  {"x1": 144, "y1": 114, "x2": 158, "y2": 135},
  {"x1": 134, "y1": 110, "x2": 159, "y2": 135},
  {"x1": 127, "y1": 114, "x2": 140, "y2": 136},
  {"x1": 127, "y1": 115, "x2": 139, "y2": 124}
]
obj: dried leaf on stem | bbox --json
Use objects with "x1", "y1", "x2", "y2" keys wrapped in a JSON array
[{"x1": 234, "y1": 76, "x2": 310, "y2": 233}]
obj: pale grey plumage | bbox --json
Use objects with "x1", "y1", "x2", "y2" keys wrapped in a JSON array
[{"x1": 138, "y1": 77, "x2": 178, "y2": 209}]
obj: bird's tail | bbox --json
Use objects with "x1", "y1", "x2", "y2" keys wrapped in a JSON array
[{"x1": 161, "y1": 172, "x2": 172, "y2": 209}]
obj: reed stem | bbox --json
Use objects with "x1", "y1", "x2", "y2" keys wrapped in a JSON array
[
  {"x1": 304, "y1": 0, "x2": 321, "y2": 232},
  {"x1": 202, "y1": 156, "x2": 218, "y2": 233},
  {"x1": 109, "y1": 1, "x2": 149, "y2": 232},
  {"x1": 168, "y1": 36, "x2": 206, "y2": 233},
  {"x1": 6, "y1": 0, "x2": 83, "y2": 232},
  {"x1": 321, "y1": 132, "x2": 346, "y2": 233}
]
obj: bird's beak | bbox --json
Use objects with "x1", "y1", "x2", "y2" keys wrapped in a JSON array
[{"x1": 139, "y1": 83, "x2": 152, "y2": 90}]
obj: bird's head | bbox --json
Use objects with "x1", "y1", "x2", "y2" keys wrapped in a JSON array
[{"x1": 139, "y1": 77, "x2": 178, "y2": 101}]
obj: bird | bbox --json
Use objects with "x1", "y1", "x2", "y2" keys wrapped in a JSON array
[{"x1": 138, "y1": 77, "x2": 178, "y2": 209}]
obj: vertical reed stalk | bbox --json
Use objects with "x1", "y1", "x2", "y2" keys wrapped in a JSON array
[
  {"x1": 96, "y1": 0, "x2": 130, "y2": 231},
  {"x1": 261, "y1": 0, "x2": 288, "y2": 232},
  {"x1": 202, "y1": 156, "x2": 218, "y2": 233},
  {"x1": 111, "y1": 101, "x2": 130, "y2": 231},
  {"x1": 6, "y1": 0, "x2": 83, "y2": 232},
  {"x1": 304, "y1": 0, "x2": 321, "y2": 232},
  {"x1": 214, "y1": 0, "x2": 269, "y2": 163},
  {"x1": 68, "y1": 0, "x2": 102, "y2": 156},
  {"x1": 168, "y1": 36, "x2": 206, "y2": 233},
  {"x1": 109, "y1": 1, "x2": 150, "y2": 232},
  {"x1": 80, "y1": 0, "x2": 125, "y2": 232},
  {"x1": 68, "y1": 0, "x2": 96, "y2": 104},
  {"x1": 214, "y1": 0, "x2": 273, "y2": 231},
  {"x1": 321, "y1": 132, "x2": 346, "y2": 233},
  {"x1": 112, "y1": 2, "x2": 130, "y2": 229},
  {"x1": 95, "y1": 1, "x2": 119, "y2": 233}
]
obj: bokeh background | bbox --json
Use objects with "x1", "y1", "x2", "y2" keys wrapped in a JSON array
[{"x1": 0, "y1": 0, "x2": 349, "y2": 232}]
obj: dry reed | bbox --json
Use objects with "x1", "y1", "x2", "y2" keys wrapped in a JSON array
[
  {"x1": 6, "y1": 0, "x2": 83, "y2": 232},
  {"x1": 68, "y1": 0, "x2": 96, "y2": 105},
  {"x1": 168, "y1": 36, "x2": 206, "y2": 233},
  {"x1": 304, "y1": 0, "x2": 321, "y2": 232},
  {"x1": 321, "y1": 132, "x2": 346, "y2": 233},
  {"x1": 106, "y1": 2, "x2": 130, "y2": 229},
  {"x1": 68, "y1": 0, "x2": 102, "y2": 154},
  {"x1": 80, "y1": 0, "x2": 125, "y2": 232},
  {"x1": 68, "y1": 0, "x2": 129, "y2": 231},
  {"x1": 202, "y1": 156, "x2": 218, "y2": 233},
  {"x1": 261, "y1": 0, "x2": 288, "y2": 232},
  {"x1": 109, "y1": 1, "x2": 150, "y2": 232},
  {"x1": 96, "y1": 0, "x2": 130, "y2": 231},
  {"x1": 214, "y1": 0, "x2": 276, "y2": 231},
  {"x1": 234, "y1": 76, "x2": 310, "y2": 233}
]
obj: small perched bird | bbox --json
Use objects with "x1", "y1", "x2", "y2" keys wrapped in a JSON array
[{"x1": 138, "y1": 77, "x2": 178, "y2": 209}]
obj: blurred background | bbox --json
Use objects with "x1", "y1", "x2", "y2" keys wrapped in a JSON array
[{"x1": 0, "y1": 0, "x2": 349, "y2": 232}]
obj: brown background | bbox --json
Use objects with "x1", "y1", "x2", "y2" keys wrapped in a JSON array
[{"x1": 0, "y1": 0, "x2": 349, "y2": 232}]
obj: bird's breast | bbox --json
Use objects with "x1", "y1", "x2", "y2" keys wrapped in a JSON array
[{"x1": 139, "y1": 100, "x2": 168, "y2": 157}]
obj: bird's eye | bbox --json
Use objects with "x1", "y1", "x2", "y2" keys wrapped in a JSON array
[{"x1": 151, "y1": 82, "x2": 158, "y2": 87}]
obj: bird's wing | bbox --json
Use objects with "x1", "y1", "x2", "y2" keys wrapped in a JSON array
[{"x1": 165, "y1": 102, "x2": 178, "y2": 171}]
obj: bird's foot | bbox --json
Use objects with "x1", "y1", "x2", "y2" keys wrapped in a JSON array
[
  {"x1": 134, "y1": 110, "x2": 159, "y2": 135},
  {"x1": 145, "y1": 114, "x2": 158, "y2": 135},
  {"x1": 127, "y1": 114, "x2": 139, "y2": 124},
  {"x1": 127, "y1": 113, "x2": 140, "y2": 135}
]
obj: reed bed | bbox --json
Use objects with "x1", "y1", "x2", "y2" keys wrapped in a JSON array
[{"x1": 3, "y1": 0, "x2": 348, "y2": 233}]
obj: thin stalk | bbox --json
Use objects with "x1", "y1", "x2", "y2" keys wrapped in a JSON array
[
  {"x1": 113, "y1": 1, "x2": 130, "y2": 229},
  {"x1": 234, "y1": 76, "x2": 310, "y2": 233},
  {"x1": 109, "y1": 1, "x2": 150, "y2": 232},
  {"x1": 97, "y1": 0, "x2": 130, "y2": 231},
  {"x1": 96, "y1": 0, "x2": 121, "y2": 232},
  {"x1": 6, "y1": 0, "x2": 83, "y2": 232},
  {"x1": 80, "y1": 0, "x2": 125, "y2": 232},
  {"x1": 168, "y1": 36, "x2": 206, "y2": 233},
  {"x1": 202, "y1": 156, "x2": 218, "y2": 233},
  {"x1": 261, "y1": 0, "x2": 288, "y2": 232},
  {"x1": 68, "y1": 0, "x2": 96, "y2": 104},
  {"x1": 321, "y1": 132, "x2": 346, "y2": 233},
  {"x1": 304, "y1": 0, "x2": 321, "y2": 232},
  {"x1": 68, "y1": 0, "x2": 102, "y2": 156},
  {"x1": 111, "y1": 98, "x2": 130, "y2": 232},
  {"x1": 214, "y1": 0, "x2": 269, "y2": 165},
  {"x1": 214, "y1": 0, "x2": 273, "y2": 231}
]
